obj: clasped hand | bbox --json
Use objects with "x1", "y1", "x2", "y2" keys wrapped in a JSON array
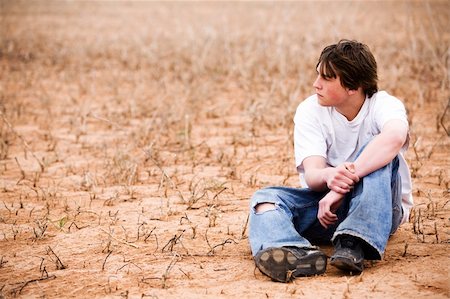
[
  {"x1": 325, "y1": 162, "x2": 359, "y2": 194},
  {"x1": 318, "y1": 162, "x2": 359, "y2": 228}
]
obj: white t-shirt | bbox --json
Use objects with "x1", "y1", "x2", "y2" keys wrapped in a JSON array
[{"x1": 294, "y1": 91, "x2": 413, "y2": 224}]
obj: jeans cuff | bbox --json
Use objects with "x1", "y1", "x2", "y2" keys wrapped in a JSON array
[{"x1": 332, "y1": 230, "x2": 383, "y2": 260}]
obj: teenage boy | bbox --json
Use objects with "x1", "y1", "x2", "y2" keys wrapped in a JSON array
[{"x1": 248, "y1": 40, "x2": 413, "y2": 282}]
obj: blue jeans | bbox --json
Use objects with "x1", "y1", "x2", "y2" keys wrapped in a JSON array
[{"x1": 248, "y1": 156, "x2": 403, "y2": 260}]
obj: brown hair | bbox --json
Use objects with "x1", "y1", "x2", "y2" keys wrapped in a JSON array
[{"x1": 317, "y1": 40, "x2": 378, "y2": 97}]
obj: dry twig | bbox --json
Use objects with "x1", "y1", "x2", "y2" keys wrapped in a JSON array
[
  {"x1": 100, "y1": 228, "x2": 139, "y2": 249},
  {"x1": 11, "y1": 275, "x2": 56, "y2": 296},
  {"x1": 0, "y1": 111, "x2": 45, "y2": 172},
  {"x1": 46, "y1": 246, "x2": 66, "y2": 270}
]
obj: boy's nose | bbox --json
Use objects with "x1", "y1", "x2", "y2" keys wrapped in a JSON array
[{"x1": 313, "y1": 77, "x2": 321, "y2": 89}]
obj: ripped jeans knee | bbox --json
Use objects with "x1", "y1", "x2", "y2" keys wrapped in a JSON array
[
  {"x1": 250, "y1": 188, "x2": 279, "y2": 215},
  {"x1": 254, "y1": 202, "x2": 276, "y2": 214}
]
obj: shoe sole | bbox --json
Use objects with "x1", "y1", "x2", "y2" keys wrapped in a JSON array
[
  {"x1": 330, "y1": 256, "x2": 363, "y2": 273},
  {"x1": 255, "y1": 247, "x2": 327, "y2": 282}
]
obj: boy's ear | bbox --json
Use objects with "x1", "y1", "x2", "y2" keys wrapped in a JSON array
[
  {"x1": 347, "y1": 87, "x2": 362, "y2": 96},
  {"x1": 347, "y1": 88, "x2": 357, "y2": 95}
]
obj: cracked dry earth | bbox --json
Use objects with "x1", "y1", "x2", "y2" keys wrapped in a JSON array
[{"x1": 0, "y1": 1, "x2": 449, "y2": 298}]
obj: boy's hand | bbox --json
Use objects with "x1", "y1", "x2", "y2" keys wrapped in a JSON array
[
  {"x1": 325, "y1": 162, "x2": 359, "y2": 194},
  {"x1": 317, "y1": 190, "x2": 344, "y2": 228}
]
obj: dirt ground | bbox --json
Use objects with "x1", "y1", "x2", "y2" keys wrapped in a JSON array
[{"x1": 0, "y1": 1, "x2": 449, "y2": 298}]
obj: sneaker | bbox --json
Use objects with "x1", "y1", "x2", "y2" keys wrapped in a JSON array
[
  {"x1": 254, "y1": 246, "x2": 327, "y2": 282},
  {"x1": 330, "y1": 235, "x2": 364, "y2": 273}
]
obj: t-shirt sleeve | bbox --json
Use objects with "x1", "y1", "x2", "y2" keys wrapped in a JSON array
[
  {"x1": 294, "y1": 100, "x2": 327, "y2": 171},
  {"x1": 372, "y1": 93, "x2": 410, "y2": 151},
  {"x1": 373, "y1": 93, "x2": 409, "y2": 129}
]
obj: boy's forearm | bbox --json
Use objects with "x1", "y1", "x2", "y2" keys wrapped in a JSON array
[
  {"x1": 353, "y1": 124, "x2": 407, "y2": 178},
  {"x1": 306, "y1": 130, "x2": 405, "y2": 193},
  {"x1": 301, "y1": 120, "x2": 407, "y2": 193},
  {"x1": 304, "y1": 167, "x2": 331, "y2": 191},
  {"x1": 302, "y1": 156, "x2": 359, "y2": 194}
]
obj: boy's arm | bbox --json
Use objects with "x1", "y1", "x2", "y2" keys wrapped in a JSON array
[
  {"x1": 302, "y1": 119, "x2": 408, "y2": 193},
  {"x1": 351, "y1": 119, "x2": 408, "y2": 178},
  {"x1": 303, "y1": 119, "x2": 409, "y2": 228},
  {"x1": 302, "y1": 157, "x2": 359, "y2": 194}
]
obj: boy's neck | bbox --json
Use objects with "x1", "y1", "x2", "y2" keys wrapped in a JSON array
[{"x1": 335, "y1": 90, "x2": 366, "y2": 121}]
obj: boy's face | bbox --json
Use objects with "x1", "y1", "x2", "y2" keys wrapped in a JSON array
[{"x1": 313, "y1": 65, "x2": 352, "y2": 107}]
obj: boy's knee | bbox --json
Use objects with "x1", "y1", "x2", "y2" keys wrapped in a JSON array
[
  {"x1": 254, "y1": 202, "x2": 276, "y2": 213},
  {"x1": 250, "y1": 188, "x2": 277, "y2": 210}
]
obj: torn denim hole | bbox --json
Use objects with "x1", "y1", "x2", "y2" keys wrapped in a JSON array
[{"x1": 252, "y1": 201, "x2": 278, "y2": 215}]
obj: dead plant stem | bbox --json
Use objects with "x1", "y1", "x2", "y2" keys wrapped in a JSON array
[
  {"x1": 100, "y1": 228, "x2": 139, "y2": 249},
  {"x1": 1, "y1": 111, "x2": 45, "y2": 172}
]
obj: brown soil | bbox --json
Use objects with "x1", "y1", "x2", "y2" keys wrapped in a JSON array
[{"x1": 0, "y1": 1, "x2": 449, "y2": 298}]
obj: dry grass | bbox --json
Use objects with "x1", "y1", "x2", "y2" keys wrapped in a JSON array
[{"x1": 0, "y1": 1, "x2": 449, "y2": 298}]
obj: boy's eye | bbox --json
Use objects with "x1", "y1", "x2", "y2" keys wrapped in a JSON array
[{"x1": 323, "y1": 74, "x2": 337, "y2": 81}]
